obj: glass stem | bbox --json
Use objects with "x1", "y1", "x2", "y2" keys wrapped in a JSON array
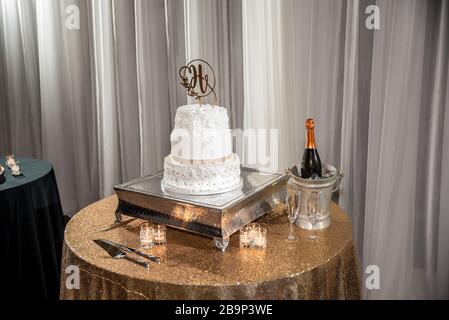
[{"x1": 289, "y1": 222, "x2": 294, "y2": 238}]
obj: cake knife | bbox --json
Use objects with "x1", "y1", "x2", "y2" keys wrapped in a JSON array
[
  {"x1": 97, "y1": 238, "x2": 161, "y2": 264},
  {"x1": 93, "y1": 239, "x2": 150, "y2": 269}
]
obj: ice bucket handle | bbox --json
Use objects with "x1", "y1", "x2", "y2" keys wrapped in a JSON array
[{"x1": 332, "y1": 172, "x2": 344, "y2": 193}]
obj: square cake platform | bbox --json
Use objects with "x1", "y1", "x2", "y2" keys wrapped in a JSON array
[{"x1": 114, "y1": 167, "x2": 287, "y2": 250}]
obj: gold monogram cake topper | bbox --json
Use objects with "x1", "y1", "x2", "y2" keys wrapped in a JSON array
[{"x1": 179, "y1": 59, "x2": 217, "y2": 105}]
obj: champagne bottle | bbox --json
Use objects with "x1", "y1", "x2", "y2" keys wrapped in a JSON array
[{"x1": 301, "y1": 118, "x2": 322, "y2": 179}]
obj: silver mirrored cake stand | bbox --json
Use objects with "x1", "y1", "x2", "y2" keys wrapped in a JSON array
[{"x1": 114, "y1": 167, "x2": 287, "y2": 251}]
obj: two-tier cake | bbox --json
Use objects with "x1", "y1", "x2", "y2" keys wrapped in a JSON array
[{"x1": 161, "y1": 104, "x2": 241, "y2": 195}]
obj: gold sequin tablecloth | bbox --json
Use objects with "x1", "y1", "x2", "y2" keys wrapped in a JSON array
[{"x1": 60, "y1": 196, "x2": 360, "y2": 300}]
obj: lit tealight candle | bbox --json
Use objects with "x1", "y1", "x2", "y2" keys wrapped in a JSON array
[
  {"x1": 239, "y1": 224, "x2": 267, "y2": 250},
  {"x1": 247, "y1": 223, "x2": 260, "y2": 240},
  {"x1": 253, "y1": 228, "x2": 267, "y2": 249},
  {"x1": 140, "y1": 222, "x2": 154, "y2": 249},
  {"x1": 153, "y1": 225, "x2": 166, "y2": 245},
  {"x1": 239, "y1": 227, "x2": 251, "y2": 248}
]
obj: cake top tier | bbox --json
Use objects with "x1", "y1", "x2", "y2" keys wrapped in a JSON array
[{"x1": 174, "y1": 104, "x2": 230, "y2": 130}]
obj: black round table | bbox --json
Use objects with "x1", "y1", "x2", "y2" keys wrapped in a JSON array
[{"x1": 0, "y1": 158, "x2": 65, "y2": 299}]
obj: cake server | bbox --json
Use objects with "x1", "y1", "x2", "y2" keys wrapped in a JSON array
[
  {"x1": 98, "y1": 238, "x2": 161, "y2": 264},
  {"x1": 93, "y1": 239, "x2": 150, "y2": 269}
]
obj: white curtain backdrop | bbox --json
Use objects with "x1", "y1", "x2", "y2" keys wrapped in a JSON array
[{"x1": 243, "y1": 0, "x2": 449, "y2": 299}]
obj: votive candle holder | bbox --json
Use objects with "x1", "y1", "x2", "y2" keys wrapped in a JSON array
[
  {"x1": 239, "y1": 226, "x2": 252, "y2": 248},
  {"x1": 253, "y1": 227, "x2": 267, "y2": 249},
  {"x1": 239, "y1": 223, "x2": 267, "y2": 250},
  {"x1": 140, "y1": 222, "x2": 154, "y2": 249},
  {"x1": 153, "y1": 225, "x2": 167, "y2": 245}
]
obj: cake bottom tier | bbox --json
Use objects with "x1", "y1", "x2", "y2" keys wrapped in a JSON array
[{"x1": 162, "y1": 154, "x2": 242, "y2": 195}]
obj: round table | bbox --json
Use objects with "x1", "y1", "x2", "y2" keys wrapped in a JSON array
[
  {"x1": 0, "y1": 158, "x2": 65, "y2": 300},
  {"x1": 60, "y1": 196, "x2": 360, "y2": 300}
]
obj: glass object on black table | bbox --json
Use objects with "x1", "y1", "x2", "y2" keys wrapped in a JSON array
[
  {"x1": 5, "y1": 155, "x2": 16, "y2": 168},
  {"x1": 10, "y1": 161, "x2": 21, "y2": 176}
]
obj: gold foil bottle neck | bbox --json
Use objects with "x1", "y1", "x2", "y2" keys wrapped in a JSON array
[{"x1": 305, "y1": 118, "x2": 317, "y2": 149}]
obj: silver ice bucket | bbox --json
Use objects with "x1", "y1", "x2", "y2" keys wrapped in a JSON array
[{"x1": 287, "y1": 164, "x2": 343, "y2": 230}]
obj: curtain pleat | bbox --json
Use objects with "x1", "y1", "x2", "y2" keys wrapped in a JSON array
[
  {"x1": 165, "y1": 0, "x2": 187, "y2": 124},
  {"x1": 134, "y1": 0, "x2": 172, "y2": 175},
  {"x1": 340, "y1": 0, "x2": 374, "y2": 262},
  {"x1": 110, "y1": 0, "x2": 141, "y2": 183},
  {"x1": 184, "y1": 0, "x2": 244, "y2": 129},
  {"x1": 90, "y1": 0, "x2": 120, "y2": 198},
  {"x1": 36, "y1": 0, "x2": 99, "y2": 215},
  {"x1": 0, "y1": 0, "x2": 41, "y2": 158}
]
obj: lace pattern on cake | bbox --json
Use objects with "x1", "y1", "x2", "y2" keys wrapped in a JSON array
[
  {"x1": 174, "y1": 104, "x2": 229, "y2": 130},
  {"x1": 163, "y1": 104, "x2": 241, "y2": 195},
  {"x1": 162, "y1": 154, "x2": 241, "y2": 194}
]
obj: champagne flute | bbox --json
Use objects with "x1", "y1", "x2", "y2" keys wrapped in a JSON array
[
  {"x1": 307, "y1": 191, "x2": 322, "y2": 240},
  {"x1": 286, "y1": 189, "x2": 300, "y2": 242}
]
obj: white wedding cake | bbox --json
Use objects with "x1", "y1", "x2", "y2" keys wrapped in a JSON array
[{"x1": 161, "y1": 104, "x2": 241, "y2": 195}]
